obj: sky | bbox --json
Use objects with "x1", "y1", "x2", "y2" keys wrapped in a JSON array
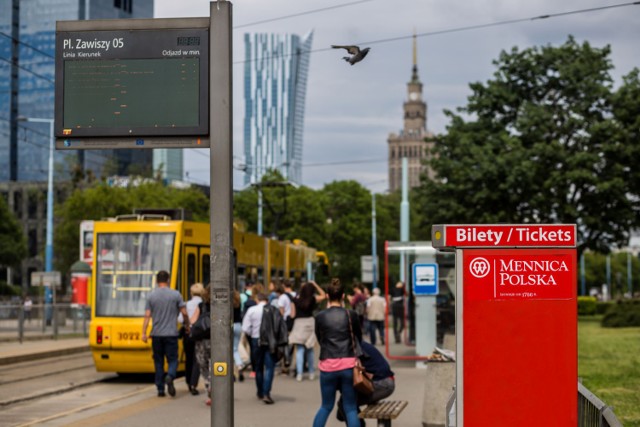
[{"x1": 154, "y1": 0, "x2": 640, "y2": 193}]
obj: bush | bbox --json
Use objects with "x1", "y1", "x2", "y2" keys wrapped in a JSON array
[
  {"x1": 596, "y1": 301, "x2": 613, "y2": 315},
  {"x1": 601, "y1": 300, "x2": 640, "y2": 327},
  {"x1": 578, "y1": 296, "x2": 598, "y2": 315},
  {"x1": 0, "y1": 282, "x2": 22, "y2": 296}
]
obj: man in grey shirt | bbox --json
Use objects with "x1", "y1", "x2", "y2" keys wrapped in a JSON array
[{"x1": 142, "y1": 270, "x2": 190, "y2": 397}]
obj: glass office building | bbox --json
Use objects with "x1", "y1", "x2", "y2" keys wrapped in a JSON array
[
  {"x1": 243, "y1": 31, "x2": 313, "y2": 186},
  {"x1": 0, "y1": 0, "x2": 154, "y2": 182}
]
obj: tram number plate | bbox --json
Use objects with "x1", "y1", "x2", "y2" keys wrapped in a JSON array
[{"x1": 118, "y1": 332, "x2": 140, "y2": 341}]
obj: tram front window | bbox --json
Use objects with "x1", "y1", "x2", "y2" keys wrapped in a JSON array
[{"x1": 96, "y1": 232, "x2": 175, "y2": 317}]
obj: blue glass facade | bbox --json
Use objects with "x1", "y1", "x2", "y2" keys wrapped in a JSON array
[
  {"x1": 0, "y1": 0, "x2": 153, "y2": 182},
  {"x1": 243, "y1": 31, "x2": 313, "y2": 185}
]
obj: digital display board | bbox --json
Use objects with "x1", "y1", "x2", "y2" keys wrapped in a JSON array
[
  {"x1": 55, "y1": 21, "x2": 209, "y2": 144},
  {"x1": 63, "y1": 58, "x2": 200, "y2": 130}
]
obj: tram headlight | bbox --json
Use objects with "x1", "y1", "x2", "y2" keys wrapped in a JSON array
[{"x1": 97, "y1": 326, "x2": 103, "y2": 344}]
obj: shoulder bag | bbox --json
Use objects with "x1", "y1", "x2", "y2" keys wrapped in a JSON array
[
  {"x1": 347, "y1": 309, "x2": 374, "y2": 395},
  {"x1": 190, "y1": 303, "x2": 211, "y2": 341}
]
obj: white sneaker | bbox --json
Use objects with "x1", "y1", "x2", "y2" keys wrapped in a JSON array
[
  {"x1": 309, "y1": 373, "x2": 315, "y2": 381},
  {"x1": 296, "y1": 374, "x2": 303, "y2": 382}
]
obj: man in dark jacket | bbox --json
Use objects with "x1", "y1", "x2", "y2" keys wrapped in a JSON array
[
  {"x1": 337, "y1": 341, "x2": 395, "y2": 425},
  {"x1": 242, "y1": 292, "x2": 286, "y2": 404}
]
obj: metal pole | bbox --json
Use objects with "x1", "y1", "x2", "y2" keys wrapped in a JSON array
[
  {"x1": 46, "y1": 119, "x2": 54, "y2": 273},
  {"x1": 9, "y1": 0, "x2": 19, "y2": 182},
  {"x1": 210, "y1": 3, "x2": 233, "y2": 426},
  {"x1": 606, "y1": 254, "x2": 611, "y2": 297},
  {"x1": 372, "y1": 192, "x2": 377, "y2": 289},
  {"x1": 258, "y1": 187, "x2": 263, "y2": 236},
  {"x1": 53, "y1": 284, "x2": 58, "y2": 340},
  {"x1": 400, "y1": 157, "x2": 409, "y2": 283},
  {"x1": 18, "y1": 302, "x2": 24, "y2": 343},
  {"x1": 580, "y1": 253, "x2": 586, "y2": 296},
  {"x1": 627, "y1": 252, "x2": 632, "y2": 297}
]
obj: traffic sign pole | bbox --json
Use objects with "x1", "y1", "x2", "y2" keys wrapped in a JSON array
[{"x1": 209, "y1": 2, "x2": 233, "y2": 427}]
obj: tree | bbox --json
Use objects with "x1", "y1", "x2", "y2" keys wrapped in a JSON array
[
  {"x1": 55, "y1": 182, "x2": 209, "y2": 275},
  {"x1": 0, "y1": 195, "x2": 27, "y2": 267},
  {"x1": 418, "y1": 37, "x2": 640, "y2": 254},
  {"x1": 321, "y1": 180, "x2": 372, "y2": 283}
]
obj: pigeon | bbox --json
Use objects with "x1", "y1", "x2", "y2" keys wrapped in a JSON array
[{"x1": 331, "y1": 45, "x2": 370, "y2": 65}]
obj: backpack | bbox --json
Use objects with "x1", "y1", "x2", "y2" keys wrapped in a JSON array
[{"x1": 190, "y1": 303, "x2": 211, "y2": 340}]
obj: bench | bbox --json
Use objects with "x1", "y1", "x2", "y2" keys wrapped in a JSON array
[{"x1": 359, "y1": 400, "x2": 408, "y2": 427}]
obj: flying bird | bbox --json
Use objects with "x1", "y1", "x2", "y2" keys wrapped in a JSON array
[{"x1": 331, "y1": 45, "x2": 370, "y2": 65}]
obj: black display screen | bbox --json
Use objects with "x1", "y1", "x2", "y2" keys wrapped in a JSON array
[
  {"x1": 55, "y1": 27, "x2": 209, "y2": 138},
  {"x1": 63, "y1": 58, "x2": 200, "y2": 130},
  {"x1": 177, "y1": 36, "x2": 200, "y2": 46}
]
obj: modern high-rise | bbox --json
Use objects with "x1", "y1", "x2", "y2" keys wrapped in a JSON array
[
  {"x1": 387, "y1": 34, "x2": 433, "y2": 192},
  {"x1": 0, "y1": 0, "x2": 154, "y2": 182},
  {"x1": 243, "y1": 31, "x2": 313, "y2": 186}
]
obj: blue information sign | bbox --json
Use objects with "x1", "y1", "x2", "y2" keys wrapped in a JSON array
[{"x1": 412, "y1": 263, "x2": 439, "y2": 296}]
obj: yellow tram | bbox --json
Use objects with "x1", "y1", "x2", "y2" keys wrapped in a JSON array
[{"x1": 88, "y1": 210, "x2": 326, "y2": 373}]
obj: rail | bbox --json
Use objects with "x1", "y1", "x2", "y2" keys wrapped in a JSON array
[
  {"x1": 0, "y1": 302, "x2": 90, "y2": 342},
  {"x1": 578, "y1": 382, "x2": 624, "y2": 427},
  {"x1": 445, "y1": 383, "x2": 624, "y2": 426}
]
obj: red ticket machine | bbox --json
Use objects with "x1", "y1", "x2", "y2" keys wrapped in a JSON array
[{"x1": 433, "y1": 224, "x2": 577, "y2": 427}]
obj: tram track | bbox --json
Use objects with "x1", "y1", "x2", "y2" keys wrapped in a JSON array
[{"x1": 0, "y1": 352, "x2": 116, "y2": 407}]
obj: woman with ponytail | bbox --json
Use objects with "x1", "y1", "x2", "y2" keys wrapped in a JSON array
[{"x1": 313, "y1": 278, "x2": 362, "y2": 427}]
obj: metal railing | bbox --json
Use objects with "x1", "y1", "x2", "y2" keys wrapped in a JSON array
[
  {"x1": 445, "y1": 383, "x2": 624, "y2": 426},
  {"x1": 0, "y1": 302, "x2": 90, "y2": 342},
  {"x1": 578, "y1": 382, "x2": 624, "y2": 427}
]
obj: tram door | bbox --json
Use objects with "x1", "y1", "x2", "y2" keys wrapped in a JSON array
[{"x1": 184, "y1": 245, "x2": 199, "y2": 297}]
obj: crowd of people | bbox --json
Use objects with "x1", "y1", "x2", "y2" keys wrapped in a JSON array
[{"x1": 142, "y1": 270, "x2": 405, "y2": 426}]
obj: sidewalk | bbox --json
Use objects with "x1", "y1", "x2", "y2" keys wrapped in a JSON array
[
  {"x1": 0, "y1": 337, "x2": 89, "y2": 365},
  {"x1": 43, "y1": 348, "x2": 429, "y2": 427}
]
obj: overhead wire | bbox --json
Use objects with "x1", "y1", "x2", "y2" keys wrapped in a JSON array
[
  {"x1": 0, "y1": 31, "x2": 55, "y2": 59},
  {"x1": 234, "y1": 1, "x2": 640, "y2": 64},
  {"x1": 0, "y1": 56, "x2": 54, "y2": 84}
]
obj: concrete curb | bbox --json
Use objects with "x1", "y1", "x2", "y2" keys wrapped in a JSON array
[
  {"x1": 0, "y1": 375, "x2": 108, "y2": 407},
  {"x1": 0, "y1": 345, "x2": 89, "y2": 366}
]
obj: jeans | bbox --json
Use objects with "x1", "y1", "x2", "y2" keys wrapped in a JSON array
[
  {"x1": 183, "y1": 335, "x2": 199, "y2": 387},
  {"x1": 233, "y1": 322, "x2": 244, "y2": 368},
  {"x1": 369, "y1": 320, "x2": 385, "y2": 345},
  {"x1": 251, "y1": 338, "x2": 275, "y2": 397},
  {"x1": 296, "y1": 344, "x2": 315, "y2": 376},
  {"x1": 151, "y1": 336, "x2": 179, "y2": 392},
  {"x1": 392, "y1": 303, "x2": 404, "y2": 343},
  {"x1": 313, "y1": 369, "x2": 360, "y2": 427}
]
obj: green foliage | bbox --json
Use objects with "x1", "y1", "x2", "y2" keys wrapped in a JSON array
[
  {"x1": 0, "y1": 194, "x2": 27, "y2": 267},
  {"x1": 602, "y1": 300, "x2": 640, "y2": 328},
  {"x1": 578, "y1": 296, "x2": 597, "y2": 315},
  {"x1": 579, "y1": 317, "x2": 640, "y2": 425},
  {"x1": 417, "y1": 37, "x2": 640, "y2": 254},
  {"x1": 55, "y1": 182, "x2": 209, "y2": 275},
  {"x1": 233, "y1": 171, "x2": 411, "y2": 284},
  {"x1": 582, "y1": 251, "x2": 639, "y2": 298},
  {"x1": 596, "y1": 301, "x2": 613, "y2": 315},
  {"x1": 0, "y1": 282, "x2": 22, "y2": 296}
]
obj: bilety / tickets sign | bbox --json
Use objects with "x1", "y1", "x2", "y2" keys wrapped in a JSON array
[
  {"x1": 432, "y1": 224, "x2": 576, "y2": 248},
  {"x1": 463, "y1": 249, "x2": 576, "y2": 301}
]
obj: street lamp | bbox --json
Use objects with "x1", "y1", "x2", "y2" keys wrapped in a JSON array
[{"x1": 18, "y1": 117, "x2": 54, "y2": 272}]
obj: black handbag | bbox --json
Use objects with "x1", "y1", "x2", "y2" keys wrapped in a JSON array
[{"x1": 190, "y1": 304, "x2": 211, "y2": 341}]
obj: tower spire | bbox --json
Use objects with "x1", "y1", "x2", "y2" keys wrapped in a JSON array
[{"x1": 411, "y1": 28, "x2": 419, "y2": 83}]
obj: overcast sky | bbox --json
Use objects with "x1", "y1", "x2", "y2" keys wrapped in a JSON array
[{"x1": 154, "y1": 0, "x2": 640, "y2": 193}]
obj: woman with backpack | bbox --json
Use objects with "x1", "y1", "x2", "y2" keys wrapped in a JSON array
[
  {"x1": 289, "y1": 281, "x2": 326, "y2": 381},
  {"x1": 190, "y1": 285, "x2": 212, "y2": 406}
]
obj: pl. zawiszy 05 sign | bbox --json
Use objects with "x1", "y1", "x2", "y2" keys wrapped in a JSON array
[{"x1": 55, "y1": 19, "x2": 210, "y2": 149}]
